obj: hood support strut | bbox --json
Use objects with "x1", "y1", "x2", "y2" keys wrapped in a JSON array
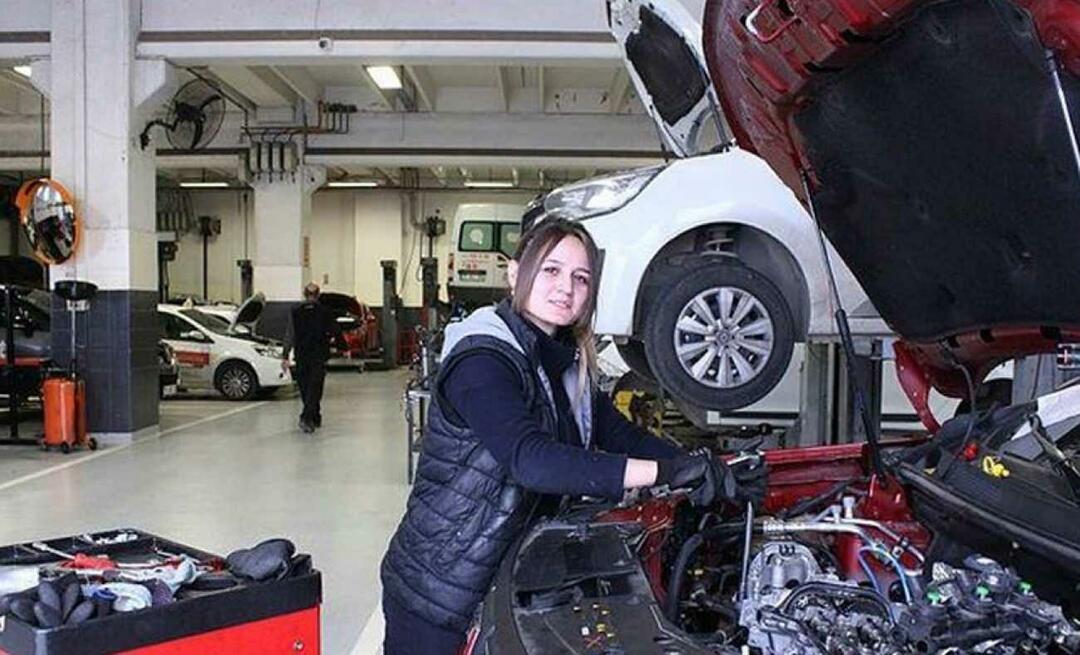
[
  {"x1": 802, "y1": 173, "x2": 886, "y2": 477},
  {"x1": 1048, "y1": 49, "x2": 1080, "y2": 187}
]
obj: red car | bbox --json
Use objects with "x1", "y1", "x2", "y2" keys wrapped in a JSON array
[
  {"x1": 319, "y1": 292, "x2": 378, "y2": 361},
  {"x1": 464, "y1": 2, "x2": 1080, "y2": 653}
]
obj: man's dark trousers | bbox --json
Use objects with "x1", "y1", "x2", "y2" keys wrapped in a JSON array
[{"x1": 295, "y1": 359, "x2": 327, "y2": 428}]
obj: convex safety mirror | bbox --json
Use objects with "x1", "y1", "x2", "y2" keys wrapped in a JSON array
[{"x1": 15, "y1": 178, "x2": 79, "y2": 265}]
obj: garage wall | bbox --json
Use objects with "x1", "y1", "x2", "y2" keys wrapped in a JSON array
[
  {"x1": 171, "y1": 188, "x2": 535, "y2": 307},
  {"x1": 341, "y1": 189, "x2": 536, "y2": 306},
  {"x1": 170, "y1": 190, "x2": 253, "y2": 303},
  {"x1": 309, "y1": 191, "x2": 356, "y2": 297}
]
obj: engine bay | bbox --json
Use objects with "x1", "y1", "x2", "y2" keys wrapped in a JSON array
[{"x1": 474, "y1": 435, "x2": 1080, "y2": 655}]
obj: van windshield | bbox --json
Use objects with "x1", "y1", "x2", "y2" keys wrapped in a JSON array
[{"x1": 459, "y1": 221, "x2": 520, "y2": 258}]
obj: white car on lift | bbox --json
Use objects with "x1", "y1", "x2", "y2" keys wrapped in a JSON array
[
  {"x1": 530, "y1": 0, "x2": 890, "y2": 426},
  {"x1": 157, "y1": 293, "x2": 292, "y2": 400}
]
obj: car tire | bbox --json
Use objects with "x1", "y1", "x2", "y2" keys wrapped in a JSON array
[
  {"x1": 616, "y1": 340, "x2": 656, "y2": 382},
  {"x1": 215, "y1": 361, "x2": 258, "y2": 401},
  {"x1": 643, "y1": 260, "x2": 795, "y2": 413}
]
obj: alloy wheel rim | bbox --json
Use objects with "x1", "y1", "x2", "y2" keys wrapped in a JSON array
[
  {"x1": 221, "y1": 368, "x2": 251, "y2": 398},
  {"x1": 672, "y1": 286, "x2": 775, "y2": 389}
]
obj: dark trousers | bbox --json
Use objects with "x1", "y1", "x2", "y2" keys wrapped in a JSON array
[
  {"x1": 383, "y1": 591, "x2": 465, "y2": 655},
  {"x1": 294, "y1": 359, "x2": 326, "y2": 427}
]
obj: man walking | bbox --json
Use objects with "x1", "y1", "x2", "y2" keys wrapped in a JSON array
[{"x1": 283, "y1": 283, "x2": 343, "y2": 433}]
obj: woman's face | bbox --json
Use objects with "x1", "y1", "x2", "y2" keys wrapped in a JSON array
[{"x1": 508, "y1": 235, "x2": 592, "y2": 335}]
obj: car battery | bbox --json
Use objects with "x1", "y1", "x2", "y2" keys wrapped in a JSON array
[{"x1": 0, "y1": 529, "x2": 321, "y2": 655}]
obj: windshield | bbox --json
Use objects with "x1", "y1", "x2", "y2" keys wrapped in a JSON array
[{"x1": 180, "y1": 309, "x2": 231, "y2": 335}]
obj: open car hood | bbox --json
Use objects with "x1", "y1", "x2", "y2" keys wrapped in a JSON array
[
  {"x1": 606, "y1": 0, "x2": 726, "y2": 157},
  {"x1": 319, "y1": 292, "x2": 362, "y2": 317},
  {"x1": 703, "y1": 0, "x2": 1080, "y2": 397},
  {"x1": 230, "y1": 292, "x2": 264, "y2": 333}
]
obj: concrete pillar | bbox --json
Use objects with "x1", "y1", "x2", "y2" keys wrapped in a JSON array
[
  {"x1": 251, "y1": 166, "x2": 326, "y2": 339},
  {"x1": 46, "y1": 0, "x2": 175, "y2": 439}
]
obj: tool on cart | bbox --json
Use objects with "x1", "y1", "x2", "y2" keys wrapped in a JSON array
[
  {"x1": 31, "y1": 542, "x2": 161, "y2": 571},
  {"x1": 0, "y1": 529, "x2": 322, "y2": 654},
  {"x1": 41, "y1": 280, "x2": 97, "y2": 453}
]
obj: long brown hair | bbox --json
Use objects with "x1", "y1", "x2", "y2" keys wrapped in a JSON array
[{"x1": 510, "y1": 218, "x2": 600, "y2": 396}]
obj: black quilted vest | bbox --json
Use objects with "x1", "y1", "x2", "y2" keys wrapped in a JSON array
[{"x1": 380, "y1": 302, "x2": 592, "y2": 632}]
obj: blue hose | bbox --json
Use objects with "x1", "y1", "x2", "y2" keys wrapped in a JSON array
[{"x1": 859, "y1": 546, "x2": 913, "y2": 604}]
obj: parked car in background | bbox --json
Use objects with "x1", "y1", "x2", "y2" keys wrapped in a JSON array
[
  {"x1": 0, "y1": 286, "x2": 184, "y2": 400},
  {"x1": 158, "y1": 293, "x2": 291, "y2": 400},
  {"x1": 0, "y1": 285, "x2": 51, "y2": 397},
  {"x1": 447, "y1": 203, "x2": 524, "y2": 309},
  {"x1": 319, "y1": 291, "x2": 378, "y2": 362},
  {"x1": 0, "y1": 256, "x2": 46, "y2": 289},
  {"x1": 168, "y1": 297, "x2": 241, "y2": 327},
  {"x1": 526, "y1": 0, "x2": 888, "y2": 428}
]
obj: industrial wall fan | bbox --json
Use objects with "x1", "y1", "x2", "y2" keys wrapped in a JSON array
[{"x1": 139, "y1": 79, "x2": 226, "y2": 150}]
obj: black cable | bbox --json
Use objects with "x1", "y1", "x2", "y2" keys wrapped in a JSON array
[
  {"x1": 663, "y1": 524, "x2": 747, "y2": 622},
  {"x1": 936, "y1": 350, "x2": 979, "y2": 480},
  {"x1": 777, "y1": 479, "x2": 859, "y2": 519}
]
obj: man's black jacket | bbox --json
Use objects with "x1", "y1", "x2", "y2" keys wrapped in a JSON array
[{"x1": 285, "y1": 301, "x2": 342, "y2": 363}]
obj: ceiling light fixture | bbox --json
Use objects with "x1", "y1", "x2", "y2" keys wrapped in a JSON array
[
  {"x1": 464, "y1": 180, "x2": 515, "y2": 189},
  {"x1": 327, "y1": 180, "x2": 379, "y2": 188},
  {"x1": 366, "y1": 65, "x2": 402, "y2": 90},
  {"x1": 179, "y1": 181, "x2": 229, "y2": 188}
]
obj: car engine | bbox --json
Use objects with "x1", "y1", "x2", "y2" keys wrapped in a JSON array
[
  {"x1": 474, "y1": 438, "x2": 1080, "y2": 655},
  {"x1": 739, "y1": 537, "x2": 1078, "y2": 654}
]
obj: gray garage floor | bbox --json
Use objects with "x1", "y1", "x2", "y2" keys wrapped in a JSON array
[{"x1": 0, "y1": 370, "x2": 412, "y2": 655}]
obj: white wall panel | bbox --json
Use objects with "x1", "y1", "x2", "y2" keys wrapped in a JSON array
[
  {"x1": 310, "y1": 191, "x2": 355, "y2": 295},
  {"x1": 0, "y1": 2, "x2": 49, "y2": 32},
  {"x1": 171, "y1": 190, "x2": 252, "y2": 303}
]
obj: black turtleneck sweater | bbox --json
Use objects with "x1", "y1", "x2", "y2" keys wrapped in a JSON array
[{"x1": 441, "y1": 317, "x2": 682, "y2": 500}]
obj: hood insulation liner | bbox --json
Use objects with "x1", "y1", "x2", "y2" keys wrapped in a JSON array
[{"x1": 793, "y1": 0, "x2": 1080, "y2": 342}]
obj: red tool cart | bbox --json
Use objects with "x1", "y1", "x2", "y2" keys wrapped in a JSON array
[{"x1": 0, "y1": 530, "x2": 321, "y2": 655}]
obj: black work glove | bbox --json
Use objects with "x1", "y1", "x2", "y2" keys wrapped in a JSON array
[
  {"x1": 655, "y1": 453, "x2": 717, "y2": 507},
  {"x1": 657, "y1": 452, "x2": 769, "y2": 509},
  {"x1": 717, "y1": 455, "x2": 769, "y2": 509}
]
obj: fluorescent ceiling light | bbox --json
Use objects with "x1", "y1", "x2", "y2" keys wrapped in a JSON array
[
  {"x1": 179, "y1": 181, "x2": 229, "y2": 188},
  {"x1": 327, "y1": 181, "x2": 378, "y2": 188},
  {"x1": 464, "y1": 180, "x2": 515, "y2": 189},
  {"x1": 366, "y1": 65, "x2": 402, "y2": 90},
  {"x1": 13, "y1": 65, "x2": 31, "y2": 78}
]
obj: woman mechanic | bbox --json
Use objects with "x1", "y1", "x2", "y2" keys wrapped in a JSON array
[{"x1": 380, "y1": 218, "x2": 767, "y2": 654}]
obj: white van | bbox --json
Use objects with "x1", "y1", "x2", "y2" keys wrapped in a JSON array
[{"x1": 447, "y1": 203, "x2": 525, "y2": 308}]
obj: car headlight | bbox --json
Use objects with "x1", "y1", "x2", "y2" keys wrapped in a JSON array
[
  {"x1": 253, "y1": 344, "x2": 282, "y2": 359},
  {"x1": 543, "y1": 165, "x2": 664, "y2": 220}
]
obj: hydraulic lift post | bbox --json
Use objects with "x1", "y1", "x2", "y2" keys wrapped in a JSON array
[
  {"x1": 420, "y1": 257, "x2": 438, "y2": 331},
  {"x1": 236, "y1": 259, "x2": 253, "y2": 302},
  {"x1": 380, "y1": 260, "x2": 399, "y2": 370}
]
